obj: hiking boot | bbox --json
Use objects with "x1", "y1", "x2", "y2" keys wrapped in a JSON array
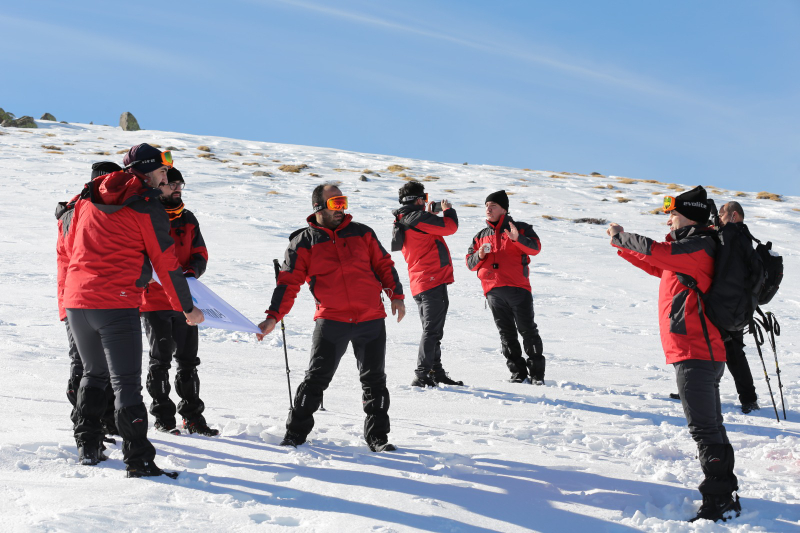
[
  {"x1": 183, "y1": 418, "x2": 220, "y2": 437},
  {"x1": 279, "y1": 432, "x2": 306, "y2": 448},
  {"x1": 509, "y1": 373, "x2": 529, "y2": 383},
  {"x1": 125, "y1": 460, "x2": 179, "y2": 479},
  {"x1": 741, "y1": 401, "x2": 760, "y2": 414},
  {"x1": 78, "y1": 442, "x2": 108, "y2": 466},
  {"x1": 411, "y1": 374, "x2": 438, "y2": 388},
  {"x1": 689, "y1": 493, "x2": 741, "y2": 523},
  {"x1": 432, "y1": 372, "x2": 464, "y2": 386},
  {"x1": 154, "y1": 419, "x2": 180, "y2": 435},
  {"x1": 368, "y1": 437, "x2": 397, "y2": 452}
]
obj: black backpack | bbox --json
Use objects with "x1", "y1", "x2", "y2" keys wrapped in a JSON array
[{"x1": 754, "y1": 239, "x2": 784, "y2": 305}]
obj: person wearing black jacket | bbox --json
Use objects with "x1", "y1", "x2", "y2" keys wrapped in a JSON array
[{"x1": 718, "y1": 201, "x2": 759, "y2": 414}]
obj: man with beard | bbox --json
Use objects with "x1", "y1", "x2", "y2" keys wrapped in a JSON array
[
  {"x1": 258, "y1": 184, "x2": 405, "y2": 452},
  {"x1": 141, "y1": 168, "x2": 216, "y2": 436}
]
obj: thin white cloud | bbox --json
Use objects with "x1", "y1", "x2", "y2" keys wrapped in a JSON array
[{"x1": 254, "y1": 0, "x2": 731, "y2": 112}]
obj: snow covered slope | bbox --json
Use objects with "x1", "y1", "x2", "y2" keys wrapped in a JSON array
[{"x1": 1, "y1": 120, "x2": 799, "y2": 532}]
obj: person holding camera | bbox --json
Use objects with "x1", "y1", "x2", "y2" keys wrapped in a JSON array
[
  {"x1": 466, "y1": 190, "x2": 544, "y2": 384},
  {"x1": 608, "y1": 186, "x2": 740, "y2": 522},
  {"x1": 392, "y1": 180, "x2": 463, "y2": 388}
]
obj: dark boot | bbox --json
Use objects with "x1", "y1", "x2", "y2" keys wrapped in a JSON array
[
  {"x1": 689, "y1": 493, "x2": 741, "y2": 522},
  {"x1": 183, "y1": 416, "x2": 219, "y2": 437},
  {"x1": 126, "y1": 460, "x2": 178, "y2": 479},
  {"x1": 116, "y1": 403, "x2": 156, "y2": 466},
  {"x1": 279, "y1": 431, "x2": 306, "y2": 448},
  {"x1": 411, "y1": 374, "x2": 438, "y2": 388},
  {"x1": 175, "y1": 368, "x2": 206, "y2": 422},
  {"x1": 527, "y1": 357, "x2": 545, "y2": 383},
  {"x1": 78, "y1": 442, "x2": 108, "y2": 466},
  {"x1": 146, "y1": 364, "x2": 177, "y2": 430},
  {"x1": 698, "y1": 443, "x2": 738, "y2": 497},
  {"x1": 432, "y1": 370, "x2": 464, "y2": 386},
  {"x1": 362, "y1": 386, "x2": 390, "y2": 444},
  {"x1": 74, "y1": 385, "x2": 107, "y2": 454}
]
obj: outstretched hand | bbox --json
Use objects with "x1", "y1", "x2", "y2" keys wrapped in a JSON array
[
  {"x1": 607, "y1": 223, "x2": 624, "y2": 238},
  {"x1": 185, "y1": 307, "x2": 205, "y2": 326},
  {"x1": 504, "y1": 222, "x2": 519, "y2": 241},
  {"x1": 256, "y1": 317, "x2": 277, "y2": 341},
  {"x1": 391, "y1": 299, "x2": 406, "y2": 323}
]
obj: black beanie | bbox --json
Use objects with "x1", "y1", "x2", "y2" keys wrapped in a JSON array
[
  {"x1": 485, "y1": 190, "x2": 509, "y2": 212},
  {"x1": 123, "y1": 143, "x2": 164, "y2": 174},
  {"x1": 674, "y1": 185, "x2": 710, "y2": 224},
  {"x1": 91, "y1": 161, "x2": 122, "y2": 179},
  {"x1": 167, "y1": 167, "x2": 184, "y2": 184}
]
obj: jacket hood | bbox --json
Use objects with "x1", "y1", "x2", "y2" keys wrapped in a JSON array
[
  {"x1": 392, "y1": 204, "x2": 423, "y2": 219},
  {"x1": 667, "y1": 224, "x2": 716, "y2": 242},
  {"x1": 91, "y1": 170, "x2": 149, "y2": 206}
]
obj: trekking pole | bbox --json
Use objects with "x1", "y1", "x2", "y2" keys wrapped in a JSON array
[
  {"x1": 272, "y1": 259, "x2": 293, "y2": 410},
  {"x1": 751, "y1": 320, "x2": 780, "y2": 422},
  {"x1": 761, "y1": 310, "x2": 786, "y2": 420}
]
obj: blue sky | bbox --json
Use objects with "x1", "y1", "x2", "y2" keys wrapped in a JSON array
[{"x1": 2, "y1": 0, "x2": 798, "y2": 195}]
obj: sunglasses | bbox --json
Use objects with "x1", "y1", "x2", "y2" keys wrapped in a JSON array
[{"x1": 663, "y1": 196, "x2": 677, "y2": 213}]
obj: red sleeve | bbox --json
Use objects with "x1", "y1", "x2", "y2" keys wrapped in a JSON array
[
  {"x1": 616, "y1": 248, "x2": 663, "y2": 278},
  {"x1": 366, "y1": 230, "x2": 404, "y2": 300},
  {"x1": 413, "y1": 210, "x2": 458, "y2": 237}
]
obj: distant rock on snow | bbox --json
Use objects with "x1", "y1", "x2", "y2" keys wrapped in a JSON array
[
  {"x1": 40, "y1": 113, "x2": 57, "y2": 121},
  {"x1": 1, "y1": 115, "x2": 37, "y2": 128},
  {"x1": 120, "y1": 112, "x2": 141, "y2": 131}
]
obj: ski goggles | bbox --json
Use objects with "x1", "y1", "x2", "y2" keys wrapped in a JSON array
[
  {"x1": 401, "y1": 193, "x2": 428, "y2": 204},
  {"x1": 663, "y1": 196, "x2": 678, "y2": 213},
  {"x1": 134, "y1": 150, "x2": 174, "y2": 169},
  {"x1": 314, "y1": 195, "x2": 348, "y2": 212}
]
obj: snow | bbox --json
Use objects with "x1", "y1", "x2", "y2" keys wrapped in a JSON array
[{"x1": 1, "y1": 120, "x2": 799, "y2": 532}]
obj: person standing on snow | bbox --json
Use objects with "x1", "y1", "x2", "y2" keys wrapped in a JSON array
[
  {"x1": 717, "y1": 201, "x2": 760, "y2": 414},
  {"x1": 391, "y1": 180, "x2": 463, "y2": 388},
  {"x1": 257, "y1": 184, "x2": 405, "y2": 452},
  {"x1": 466, "y1": 190, "x2": 545, "y2": 384},
  {"x1": 63, "y1": 143, "x2": 204, "y2": 478},
  {"x1": 56, "y1": 162, "x2": 121, "y2": 436},
  {"x1": 607, "y1": 185, "x2": 740, "y2": 523},
  {"x1": 141, "y1": 167, "x2": 217, "y2": 436}
]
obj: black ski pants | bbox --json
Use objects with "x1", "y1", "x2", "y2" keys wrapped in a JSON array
[
  {"x1": 286, "y1": 318, "x2": 390, "y2": 444},
  {"x1": 486, "y1": 286, "x2": 545, "y2": 381},
  {"x1": 674, "y1": 359, "x2": 738, "y2": 496},
  {"x1": 724, "y1": 330, "x2": 757, "y2": 405},
  {"x1": 413, "y1": 284, "x2": 449, "y2": 379},
  {"x1": 66, "y1": 308, "x2": 155, "y2": 465},
  {"x1": 64, "y1": 317, "x2": 115, "y2": 432},
  {"x1": 142, "y1": 310, "x2": 204, "y2": 426}
]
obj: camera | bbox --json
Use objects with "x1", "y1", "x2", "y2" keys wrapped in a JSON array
[
  {"x1": 431, "y1": 201, "x2": 443, "y2": 213},
  {"x1": 481, "y1": 243, "x2": 491, "y2": 253}
]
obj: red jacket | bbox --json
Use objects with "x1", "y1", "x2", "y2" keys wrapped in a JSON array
[
  {"x1": 466, "y1": 214, "x2": 542, "y2": 296},
  {"x1": 63, "y1": 170, "x2": 194, "y2": 313},
  {"x1": 612, "y1": 226, "x2": 725, "y2": 364},
  {"x1": 267, "y1": 214, "x2": 404, "y2": 323},
  {"x1": 391, "y1": 204, "x2": 457, "y2": 296},
  {"x1": 141, "y1": 206, "x2": 208, "y2": 312},
  {"x1": 55, "y1": 197, "x2": 79, "y2": 321}
]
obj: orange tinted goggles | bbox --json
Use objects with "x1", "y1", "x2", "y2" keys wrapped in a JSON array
[
  {"x1": 326, "y1": 195, "x2": 348, "y2": 211},
  {"x1": 663, "y1": 196, "x2": 677, "y2": 212},
  {"x1": 161, "y1": 150, "x2": 173, "y2": 168}
]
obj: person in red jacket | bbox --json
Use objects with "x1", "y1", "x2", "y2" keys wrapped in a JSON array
[
  {"x1": 64, "y1": 143, "x2": 204, "y2": 478},
  {"x1": 56, "y1": 162, "x2": 121, "y2": 436},
  {"x1": 466, "y1": 190, "x2": 545, "y2": 384},
  {"x1": 608, "y1": 185, "x2": 740, "y2": 522},
  {"x1": 391, "y1": 180, "x2": 462, "y2": 387},
  {"x1": 258, "y1": 184, "x2": 405, "y2": 452},
  {"x1": 140, "y1": 167, "x2": 217, "y2": 437}
]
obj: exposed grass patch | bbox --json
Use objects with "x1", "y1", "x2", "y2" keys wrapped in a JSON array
[
  {"x1": 253, "y1": 171, "x2": 272, "y2": 177},
  {"x1": 641, "y1": 179, "x2": 661, "y2": 184},
  {"x1": 252, "y1": 152, "x2": 263, "y2": 156},
  {"x1": 267, "y1": 190, "x2": 280, "y2": 195},
  {"x1": 309, "y1": 173, "x2": 320, "y2": 177},
  {"x1": 648, "y1": 208, "x2": 667, "y2": 215},
  {"x1": 231, "y1": 151, "x2": 242, "y2": 156},
  {"x1": 362, "y1": 169, "x2": 374, "y2": 174},
  {"x1": 166, "y1": 146, "x2": 180, "y2": 151},
  {"x1": 443, "y1": 189, "x2": 455, "y2": 193},
  {"x1": 272, "y1": 159, "x2": 281, "y2": 163},
  {"x1": 506, "y1": 191, "x2": 516, "y2": 195},
  {"x1": 387, "y1": 165, "x2": 409, "y2": 172},
  {"x1": 41, "y1": 145, "x2": 60, "y2": 150},
  {"x1": 197, "y1": 145, "x2": 211, "y2": 152},
  {"x1": 617, "y1": 197, "x2": 631, "y2": 203},
  {"x1": 462, "y1": 203, "x2": 478, "y2": 207},
  {"x1": 149, "y1": 143, "x2": 161, "y2": 148},
  {"x1": 117, "y1": 149, "x2": 128, "y2": 154},
  {"x1": 422, "y1": 175, "x2": 440, "y2": 182},
  {"x1": 44, "y1": 133, "x2": 56, "y2": 137},
  {"x1": 666, "y1": 183, "x2": 685, "y2": 192},
  {"x1": 593, "y1": 184, "x2": 614, "y2": 190},
  {"x1": 279, "y1": 164, "x2": 309, "y2": 173},
  {"x1": 45, "y1": 150, "x2": 63, "y2": 154},
  {"x1": 242, "y1": 162, "x2": 260, "y2": 166},
  {"x1": 402, "y1": 176, "x2": 415, "y2": 181},
  {"x1": 197, "y1": 153, "x2": 214, "y2": 159},
  {"x1": 573, "y1": 218, "x2": 607, "y2": 225},
  {"x1": 756, "y1": 191, "x2": 782, "y2": 202},
  {"x1": 617, "y1": 177, "x2": 638, "y2": 184},
  {"x1": 93, "y1": 151, "x2": 111, "y2": 155},
  {"x1": 522, "y1": 168, "x2": 533, "y2": 171},
  {"x1": 735, "y1": 192, "x2": 747, "y2": 197},
  {"x1": 793, "y1": 208, "x2": 800, "y2": 212},
  {"x1": 550, "y1": 174, "x2": 566, "y2": 179},
  {"x1": 64, "y1": 142, "x2": 75, "y2": 146},
  {"x1": 651, "y1": 191, "x2": 662, "y2": 195}
]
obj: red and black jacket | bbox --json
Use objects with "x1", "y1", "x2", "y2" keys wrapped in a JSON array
[
  {"x1": 141, "y1": 206, "x2": 208, "y2": 312},
  {"x1": 391, "y1": 204, "x2": 457, "y2": 296},
  {"x1": 466, "y1": 214, "x2": 542, "y2": 295},
  {"x1": 63, "y1": 170, "x2": 194, "y2": 313},
  {"x1": 55, "y1": 196, "x2": 79, "y2": 321},
  {"x1": 267, "y1": 214, "x2": 404, "y2": 323},
  {"x1": 612, "y1": 225, "x2": 725, "y2": 364}
]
